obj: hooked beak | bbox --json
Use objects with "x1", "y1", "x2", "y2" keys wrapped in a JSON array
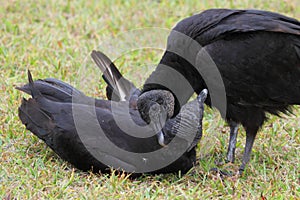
[
  {"x1": 149, "y1": 103, "x2": 167, "y2": 147},
  {"x1": 151, "y1": 117, "x2": 167, "y2": 147},
  {"x1": 150, "y1": 109, "x2": 168, "y2": 147},
  {"x1": 157, "y1": 131, "x2": 167, "y2": 147}
]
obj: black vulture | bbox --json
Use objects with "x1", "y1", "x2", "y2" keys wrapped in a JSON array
[
  {"x1": 137, "y1": 9, "x2": 300, "y2": 174},
  {"x1": 17, "y1": 51, "x2": 208, "y2": 175}
]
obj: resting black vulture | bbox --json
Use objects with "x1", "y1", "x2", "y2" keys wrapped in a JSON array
[
  {"x1": 137, "y1": 9, "x2": 300, "y2": 174},
  {"x1": 17, "y1": 51, "x2": 208, "y2": 175}
]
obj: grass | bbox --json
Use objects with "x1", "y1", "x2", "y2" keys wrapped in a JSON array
[{"x1": 1, "y1": 0, "x2": 300, "y2": 199}]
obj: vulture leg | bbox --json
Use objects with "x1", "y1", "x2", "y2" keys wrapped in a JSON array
[
  {"x1": 239, "y1": 126, "x2": 259, "y2": 174},
  {"x1": 226, "y1": 121, "x2": 239, "y2": 163},
  {"x1": 211, "y1": 124, "x2": 258, "y2": 177}
]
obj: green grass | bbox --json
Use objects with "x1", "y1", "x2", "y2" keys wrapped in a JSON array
[{"x1": 1, "y1": 0, "x2": 300, "y2": 199}]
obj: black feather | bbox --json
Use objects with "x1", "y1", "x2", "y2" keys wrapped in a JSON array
[
  {"x1": 139, "y1": 9, "x2": 300, "y2": 173},
  {"x1": 17, "y1": 60, "x2": 206, "y2": 175}
]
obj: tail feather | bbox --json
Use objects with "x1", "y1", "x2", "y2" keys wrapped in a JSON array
[
  {"x1": 91, "y1": 50, "x2": 122, "y2": 83},
  {"x1": 18, "y1": 71, "x2": 57, "y2": 143},
  {"x1": 18, "y1": 98, "x2": 54, "y2": 143},
  {"x1": 44, "y1": 78, "x2": 83, "y2": 96},
  {"x1": 101, "y1": 74, "x2": 117, "y2": 101},
  {"x1": 16, "y1": 78, "x2": 84, "y2": 103},
  {"x1": 91, "y1": 50, "x2": 137, "y2": 101},
  {"x1": 16, "y1": 72, "x2": 112, "y2": 110},
  {"x1": 27, "y1": 70, "x2": 42, "y2": 98},
  {"x1": 16, "y1": 80, "x2": 72, "y2": 102}
]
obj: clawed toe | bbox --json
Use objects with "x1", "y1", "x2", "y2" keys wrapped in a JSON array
[
  {"x1": 209, "y1": 167, "x2": 233, "y2": 177},
  {"x1": 238, "y1": 168, "x2": 244, "y2": 176}
]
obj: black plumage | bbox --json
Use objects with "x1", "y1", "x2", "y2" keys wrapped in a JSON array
[
  {"x1": 17, "y1": 51, "x2": 207, "y2": 175},
  {"x1": 138, "y1": 9, "x2": 300, "y2": 174}
]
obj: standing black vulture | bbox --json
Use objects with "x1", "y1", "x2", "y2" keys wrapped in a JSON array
[
  {"x1": 137, "y1": 9, "x2": 300, "y2": 174},
  {"x1": 17, "y1": 51, "x2": 208, "y2": 175}
]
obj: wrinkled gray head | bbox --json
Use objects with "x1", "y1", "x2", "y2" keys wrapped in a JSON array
[
  {"x1": 137, "y1": 89, "x2": 208, "y2": 148},
  {"x1": 137, "y1": 90, "x2": 175, "y2": 147},
  {"x1": 137, "y1": 90, "x2": 175, "y2": 124},
  {"x1": 161, "y1": 88, "x2": 208, "y2": 149}
]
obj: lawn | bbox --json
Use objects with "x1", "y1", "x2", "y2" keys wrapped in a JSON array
[{"x1": 1, "y1": 0, "x2": 299, "y2": 199}]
